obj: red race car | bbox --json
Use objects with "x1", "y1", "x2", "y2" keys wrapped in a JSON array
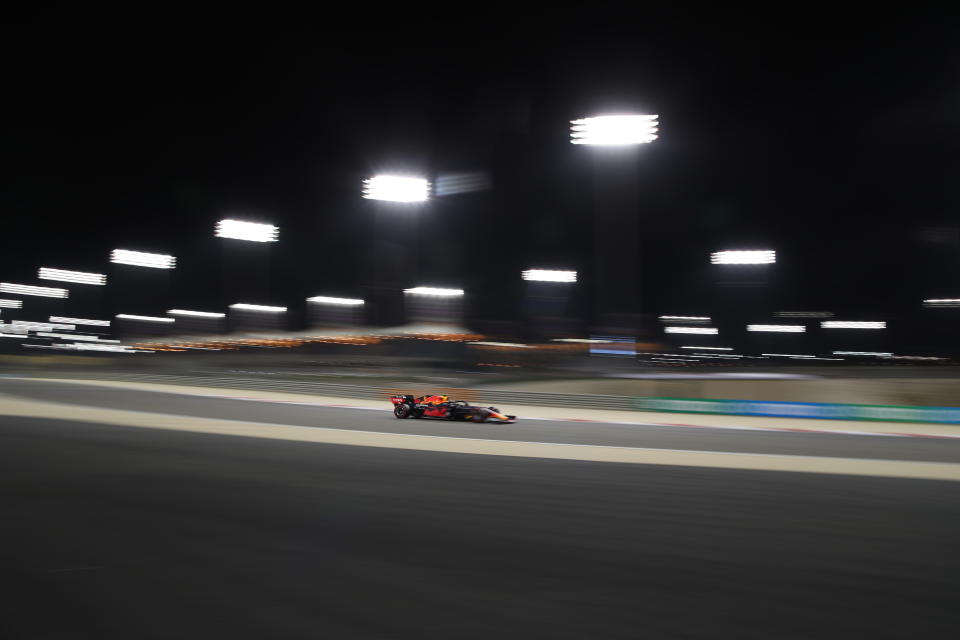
[{"x1": 390, "y1": 394, "x2": 516, "y2": 424}]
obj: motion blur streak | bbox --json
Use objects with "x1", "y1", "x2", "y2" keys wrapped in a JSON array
[
  {"x1": 37, "y1": 267, "x2": 106, "y2": 285},
  {"x1": 167, "y1": 309, "x2": 226, "y2": 318},
  {"x1": 570, "y1": 114, "x2": 659, "y2": 145},
  {"x1": 214, "y1": 219, "x2": 279, "y2": 242},
  {"x1": 229, "y1": 304, "x2": 287, "y2": 312},
  {"x1": 0, "y1": 299, "x2": 23, "y2": 308},
  {"x1": 434, "y1": 171, "x2": 491, "y2": 196},
  {"x1": 681, "y1": 345, "x2": 732, "y2": 350},
  {"x1": 403, "y1": 287, "x2": 465, "y2": 296},
  {"x1": 35, "y1": 333, "x2": 119, "y2": 343},
  {"x1": 747, "y1": 324, "x2": 806, "y2": 332},
  {"x1": 306, "y1": 296, "x2": 365, "y2": 305},
  {"x1": 711, "y1": 250, "x2": 776, "y2": 264},
  {"x1": 664, "y1": 326, "x2": 718, "y2": 334},
  {"x1": 775, "y1": 311, "x2": 834, "y2": 318},
  {"x1": 12, "y1": 321, "x2": 75, "y2": 330},
  {"x1": 116, "y1": 314, "x2": 175, "y2": 323},
  {"x1": 26, "y1": 343, "x2": 139, "y2": 352},
  {"x1": 49, "y1": 316, "x2": 110, "y2": 326},
  {"x1": 2, "y1": 392, "x2": 959, "y2": 480},
  {"x1": 834, "y1": 351, "x2": 893, "y2": 357},
  {"x1": 0, "y1": 282, "x2": 68, "y2": 298},
  {"x1": 822, "y1": 321, "x2": 886, "y2": 329},
  {"x1": 110, "y1": 249, "x2": 176, "y2": 269},
  {"x1": 362, "y1": 175, "x2": 430, "y2": 202},
  {"x1": 521, "y1": 269, "x2": 577, "y2": 282}
]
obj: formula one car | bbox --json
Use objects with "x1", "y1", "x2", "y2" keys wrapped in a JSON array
[{"x1": 390, "y1": 394, "x2": 516, "y2": 424}]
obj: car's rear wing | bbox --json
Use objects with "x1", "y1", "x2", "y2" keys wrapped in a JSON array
[{"x1": 390, "y1": 394, "x2": 416, "y2": 405}]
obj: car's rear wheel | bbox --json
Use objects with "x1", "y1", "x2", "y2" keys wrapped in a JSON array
[{"x1": 394, "y1": 404, "x2": 410, "y2": 419}]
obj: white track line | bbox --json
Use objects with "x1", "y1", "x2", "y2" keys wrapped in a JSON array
[
  {"x1": 1, "y1": 395, "x2": 959, "y2": 481},
  {"x1": 7, "y1": 376, "x2": 960, "y2": 440}
]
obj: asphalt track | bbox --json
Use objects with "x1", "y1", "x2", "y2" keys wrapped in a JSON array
[
  {"x1": 5, "y1": 378, "x2": 960, "y2": 463},
  {"x1": 2, "y1": 378, "x2": 959, "y2": 639}
]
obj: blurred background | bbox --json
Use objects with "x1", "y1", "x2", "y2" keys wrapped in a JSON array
[
  {"x1": 3, "y1": 8, "x2": 960, "y2": 640},
  {"x1": 1, "y1": 5, "x2": 959, "y2": 404}
]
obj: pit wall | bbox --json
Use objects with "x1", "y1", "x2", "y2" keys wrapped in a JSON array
[
  {"x1": 490, "y1": 378, "x2": 960, "y2": 408},
  {"x1": 633, "y1": 397, "x2": 960, "y2": 424}
]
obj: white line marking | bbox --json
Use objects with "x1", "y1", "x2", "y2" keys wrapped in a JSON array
[
  {"x1": 2, "y1": 395, "x2": 959, "y2": 481},
  {"x1": 6, "y1": 376, "x2": 960, "y2": 440}
]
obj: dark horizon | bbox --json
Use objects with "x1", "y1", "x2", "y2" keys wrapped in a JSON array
[{"x1": 3, "y1": 8, "x2": 959, "y2": 348}]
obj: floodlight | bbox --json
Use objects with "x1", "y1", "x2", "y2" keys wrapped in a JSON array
[
  {"x1": 680, "y1": 346, "x2": 732, "y2": 350},
  {"x1": 570, "y1": 115, "x2": 659, "y2": 145},
  {"x1": 833, "y1": 351, "x2": 893, "y2": 357},
  {"x1": 761, "y1": 353, "x2": 816, "y2": 358},
  {"x1": 49, "y1": 316, "x2": 110, "y2": 326},
  {"x1": 747, "y1": 324, "x2": 805, "y2": 333},
  {"x1": 362, "y1": 176, "x2": 430, "y2": 202},
  {"x1": 664, "y1": 326, "x2": 718, "y2": 334},
  {"x1": 923, "y1": 298, "x2": 960, "y2": 308},
  {"x1": 692, "y1": 353, "x2": 743, "y2": 358},
  {"x1": 775, "y1": 311, "x2": 834, "y2": 318},
  {"x1": 522, "y1": 269, "x2": 577, "y2": 283},
  {"x1": 38, "y1": 268, "x2": 106, "y2": 285},
  {"x1": 711, "y1": 250, "x2": 776, "y2": 264},
  {"x1": 167, "y1": 309, "x2": 226, "y2": 318},
  {"x1": 0, "y1": 282, "x2": 68, "y2": 298},
  {"x1": 0, "y1": 299, "x2": 22, "y2": 308},
  {"x1": 116, "y1": 314, "x2": 175, "y2": 323},
  {"x1": 821, "y1": 321, "x2": 886, "y2": 329},
  {"x1": 307, "y1": 296, "x2": 365, "y2": 306},
  {"x1": 36, "y1": 333, "x2": 119, "y2": 343},
  {"x1": 467, "y1": 341, "x2": 533, "y2": 348},
  {"x1": 12, "y1": 321, "x2": 75, "y2": 330},
  {"x1": 229, "y1": 303, "x2": 287, "y2": 313},
  {"x1": 215, "y1": 219, "x2": 279, "y2": 242},
  {"x1": 659, "y1": 315, "x2": 710, "y2": 322},
  {"x1": 403, "y1": 287, "x2": 465, "y2": 296},
  {"x1": 110, "y1": 249, "x2": 176, "y2": 269}
]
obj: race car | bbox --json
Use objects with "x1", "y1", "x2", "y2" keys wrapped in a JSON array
[{"x1": 390, "y1": 394, "x2": 516, "y2": 424}]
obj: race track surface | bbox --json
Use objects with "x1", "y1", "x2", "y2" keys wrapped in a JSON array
[{"x1": 1, "y1": 378, "x2": 959, "y2": 639}]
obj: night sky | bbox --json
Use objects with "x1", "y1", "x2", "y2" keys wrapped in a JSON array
[{"x1": 3, "y1": 8, "x2": 959, "y2": 342}]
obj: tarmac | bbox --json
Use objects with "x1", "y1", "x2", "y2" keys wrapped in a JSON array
[{"x1": 18, "y1": 376, "x2": 960, "y2": 439}]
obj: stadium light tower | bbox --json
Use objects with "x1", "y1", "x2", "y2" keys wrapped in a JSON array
[
  {"x1": 215, "y1": 218, "x2": 276, "y2": 313},
  {"x1": 363, "y1": 174, "x2": 431, "y2": 326},
  {"x1": 522, "y1": 269, "x2": 579, "y2": 337},
  {"x1": 403, "y1": 286, "x2": 465, "y2": 325},
  {"x1": 306, "y1": 296, "x2": 365, "y2": 328},
  {"x1": 571, "y1": 112, "x2": 659, "y2": 337}
]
